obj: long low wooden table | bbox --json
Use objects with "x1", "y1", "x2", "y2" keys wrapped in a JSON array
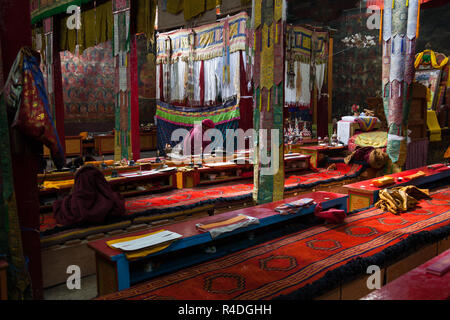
[
  {"x1": 38, "y1": 169, "x2": 177, "y2": 213},
  {"x1": 343, "y1": 164, "x2": 450, "y2": 212},
  {"x1": 88, "y1": 191, "x2": 347, "y2": 296}
]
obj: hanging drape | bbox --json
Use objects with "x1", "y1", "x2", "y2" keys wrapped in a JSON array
[
  {"x1": 156, "y1": 11, "x2": 248, "y2": 107},
  {"x1": 165, "y1": 0, "x2": 216, "y2": 21},
  {"x1": 58, "y1": 0, "x2": 156, "y2": 54},
  {"x1": 284, "y1": 25, "x2": 328, "y2": 111},
  {"x1": 59, "y1": 1, "x2": 113, "y2": 54}
]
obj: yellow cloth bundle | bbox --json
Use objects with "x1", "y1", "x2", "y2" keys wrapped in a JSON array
[
  {"x1": 354, "y1": 131, "x2": 388, "y2": 148},
  {"x1": 375, "y1": 186, "x2": 430, "y2": 214},
  {"x1": 42, "y1": 179, "x2": 75, "y2": 190},
  {"x1": 427, "y1": 110, "x2": 442, "y2": 142}
]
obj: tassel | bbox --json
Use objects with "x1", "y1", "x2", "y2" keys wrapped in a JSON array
[
  {"x1": 406, "y1": 0, "x2": 409, "y2": 6},
  {"x1": 267, "y1": 90, "x2": 271, "y2": 112},
  {"x1": 379, "y1": 8, "x2": 383, "y2": 44},
  {"x1": 416, "y1": 0, "x2": 421, "y2": 38},
  {"x1": 276, "y1": 23, "x2": 278, "y2": 44},
  {"x1": 259, "y1": 90, "x2": 262, "y2": 111},
  {"x1": 392, "y1": 0, "x2": 395, "y2": 9}
]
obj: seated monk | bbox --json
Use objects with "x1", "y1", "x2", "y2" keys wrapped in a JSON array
[
  {"x1": 53, "y1": 165, "x2": 126, "y2": 226},
  {"x1": 183, "y1": 119, "x2": 216, "y2": 155}
]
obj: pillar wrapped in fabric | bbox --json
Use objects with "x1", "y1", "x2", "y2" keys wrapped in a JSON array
[
  {"x1": 252, "y1": 0, "x2": 286, "y2": 204},
  {"x1": 382, "y1": 0, "x2": 420, "y2": 170}
]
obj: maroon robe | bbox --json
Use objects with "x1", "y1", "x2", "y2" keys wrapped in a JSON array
[{"x1": 53, "y1": 165, "x2": 126, "y2": 226}]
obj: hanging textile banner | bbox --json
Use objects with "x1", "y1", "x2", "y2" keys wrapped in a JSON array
[
  {"x1": 285, "y1": 25, "x2": 328, "y2": 63},
  {"x1": 155, "y1": 11, "x2": 249, "y2": 106},
  {"x1": 113, "y1": 0, "x2": 132, "y2": 161},
  {"x1": 382, "y1": 0, "x2": 419, "y2": 166},
  {"x1": 260, "y1": 23, "x2": 275, "y2": 90},
  {"x1": 156, "y1": 35, "x2": 171, "y2": 64},
  {"x1": 155, "y1": 11, "x2": 249, "y2": 64}
]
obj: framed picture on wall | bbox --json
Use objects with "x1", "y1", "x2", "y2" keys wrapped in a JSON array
[{"x1": 414, "y1": 69, "x2": 442, "y2": 111}]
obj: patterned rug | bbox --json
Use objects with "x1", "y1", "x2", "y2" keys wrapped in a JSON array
[
  {"x1": 40, "y1": 163, "x2": 362, "y2": 235},
  {"x1": 97, "y1": 187, "x2": 450, "y2": 300}
]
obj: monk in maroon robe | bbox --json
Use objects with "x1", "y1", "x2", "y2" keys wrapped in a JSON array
[
  {"x1": 53, "y1": 165, "x2": 126, "y2": 226},
  {"x1": 183, "y1": 119, "x2": 216, "y2": 155}
]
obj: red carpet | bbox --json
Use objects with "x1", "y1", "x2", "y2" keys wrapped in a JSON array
[
  {"x1": 97, "y1": 187, "x2": 450, "y2": 300},
  {"x1": 40, "y1": 163, "x2": 361, "y2": 233}
]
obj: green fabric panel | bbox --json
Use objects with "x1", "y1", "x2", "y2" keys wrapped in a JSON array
[
  {"x1": 82, "y1": 7, "x2": 96, "y2": 51},
  {"x1": 167, "y1": 0, "x2": 184, "y2": 14},
  {"x1": 156, "y1": 107, "x2": 240, "y2": 125},
  {"x1": 258, "y1": 170, "x2": 274, "y2": 204},
  {"x1": 136, "y1": 0, "x2": 157, "y2": 40}
]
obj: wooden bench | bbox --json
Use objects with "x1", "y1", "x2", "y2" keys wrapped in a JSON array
[{"x1": 88, "y1": 191, "x2": 348, "y2": 296}]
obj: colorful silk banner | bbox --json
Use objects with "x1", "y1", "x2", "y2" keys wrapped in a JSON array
[
  {"x1": 286, "y1": 25, "x2": 328, "y2": 64},
  {"x1": 156, "y1": 12, "x2": 248, "y2": 64},
  {"x1": 113, "y1": 0, "x2": 132, "y2": 161}
]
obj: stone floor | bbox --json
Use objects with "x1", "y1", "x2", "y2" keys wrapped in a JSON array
[{"x1": 44, "y1": 274, "x2": 98, "y2": 300}]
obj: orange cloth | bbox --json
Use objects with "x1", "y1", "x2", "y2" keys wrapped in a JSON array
[
  {"x1": 372, "y1": 176, "x2": 395, "y2": 187},
  {"x1": 196, "y1": 215, "x2": 249, "y2": 232},
  {"x1": 404, "y1": 171, "x2": 426, "y2": 181}
]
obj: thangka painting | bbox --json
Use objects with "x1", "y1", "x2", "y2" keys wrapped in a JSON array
[
  {"x1": 60, "y1": 41, "x2": 115, "y2": 123},
  {"x1": 136, "y1": 33, "x2": 157, "y2": 123},
  {"x1": 415, "y1": 69, "x2": 442, "y2": 111}
]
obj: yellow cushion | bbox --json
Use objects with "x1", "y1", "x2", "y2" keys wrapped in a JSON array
[{"x1": 354, "y1": 131, "x2": 388, "y2": 148}]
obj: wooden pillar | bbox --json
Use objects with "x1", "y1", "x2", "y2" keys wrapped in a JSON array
[
  {"x1": 130, "y1": 35, "x2": 141, "y2": 161},
  {"x1": 0, "y1": 0, "x2": 43, "y2": 300},
  {"x1": 328, "y1": 37, "x2": 333, "y2": 124},
  {"x1": 52, "y1": 18, "x2": 67, "y2": 155}
]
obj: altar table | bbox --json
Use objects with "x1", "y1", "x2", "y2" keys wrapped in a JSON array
[
  {"x1": 88, "y1": 191, "x2": 347, "y2": 296},
  {"x1": 298, "y1": 145, "x2": 347, "y2": 169}
]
